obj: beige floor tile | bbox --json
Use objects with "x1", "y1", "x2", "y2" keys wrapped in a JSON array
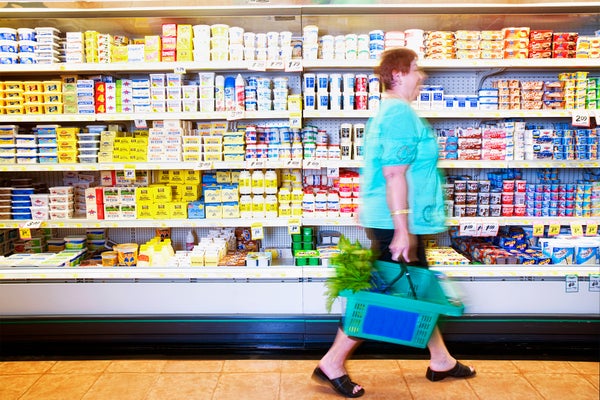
[
  {"x1": 212, "y1": 372, "x2": 280, "y2": 400},
  {"x1": 49, "y1": 360, "x2": 111, "y2": 374},
  {"x1": 281, "y1": 371, "x2": 340, "y2": 400},
  {"x1": 512, "y1": 360, "x2": 579, "y2": 374},
  {"x1": 0, "y1": 360, "x2": 56, "y2": 374},
  {"x1": 568, "y1": 361, "x2": 600, "y2": 375},
  {"x1": 468, "y1": 360, "x2": 520, "y2": 374},
  {"x1": 281, "y1": 359, "x2": 319, "y2": 373},
  {"x1": 468, "y1": 372, "x2": 543, "y2": 400},
  {"x1": 145, "y1": 372, "x2": 219, "y2": 400},
  {"x1": 222, "y1": 359, "x2": 282, "y2": 373},
  {"x1": 524, "y1": 373, "x2": 599, "y2": 400},
  {"x1": 346, "y1": 358, "x2": 402, "y2": 373},
  {"x1": 19, "y1": 373, "x2": 100, "y2": 400},
  {"x1": 163, "y1": 359, "x2": 225, "y2": 373},
  {"x1": 0, "y1": 374, "x2": 41, "y2": 400},
  {"x1": 355, "y1": 370, "x2": 412, "y2": 399},
  {"x1": 397, "y1": 359, "x2": 430, "y2": 375},
  {"x1": 404, "y1": 374, "x2": 479, "y2": 400},
  {"x1": 105, "y1": 359, "x2": 167, "y2": 373},
  {"x1": 82, "y1": 372, "x2": 159, "y2": 400}
]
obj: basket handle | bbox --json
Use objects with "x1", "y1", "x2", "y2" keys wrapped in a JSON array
[{"x1": 379, "y1": 263, "x2": 418, "y2": 299}]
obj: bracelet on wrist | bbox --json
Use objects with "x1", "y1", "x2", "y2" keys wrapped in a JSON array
[{"x1": 390, "y1": 209, "x2": 411, "y2": 216}]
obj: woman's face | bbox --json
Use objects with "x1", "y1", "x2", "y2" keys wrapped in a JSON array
[{"x1": 401, "y1": 60, "x2": 426, "y2": 100}]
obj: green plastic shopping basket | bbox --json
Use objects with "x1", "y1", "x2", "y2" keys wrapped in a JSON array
[{"x1": 340, "y1": 260, "x2": 464, "y2": 348}]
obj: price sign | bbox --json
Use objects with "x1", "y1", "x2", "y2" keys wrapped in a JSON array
[
  {"x1": 585, "y1": 223, "x2": 598, "y2": 236},
  {"x1": 285, "y1": 60, "x2": 303, "y2": 72},
  {"x1": 248, "y1": 60, "x2": 266, "y2": 71},
  {"x1": 227, "y1": 109, "x2": 245, "y2": 120},
  {"x1": 19, "y1": 227, "x2": 32, "y2": 240},
  {"x1": 174, "y1": 66, "x2": 186, "y2": 74},
  {"x1": 250, "y1": 222, "x2": 264, "y2": 240},
  {"x1": 195, "y1": 161, "x2": 213, "y2": 170},
  {"x1": 19, "y1": 220, "x2": 42, "y2": 240},
  {"x1": 266, "y1": 60, "x2": 285, "y2": 70},
  {"x1": 246, "y1": 159, "x2": 266, "y2": 169},
  {"x1": 589, "y1": 274, "x2": 600, "y2": 292},
  {"x1": 570, "y1": 222, "x2": 584, "y2": 237},
  {"x1": 327, "y1": 167, "x2": 339, "y2": 178},
  {"x1": 289, "y1": 112, "x2": 302, "y2": 129},
  {"x1": 548, "y1": 224, "x2": 561, "y2": 236},
  {"x1": 480, "y1": 221, "x2": 499, "y2": 237},
  {"x1": 134, "y1": 119, "x2": 147, "y2": 129},
  {"x1": 571, "y1": 110, "x2": 591, "y2": 127},
  {"x1": 287, "y1": 218, "x2": 301, "y2": 235},
  {"x1": 284, "y1": 159, "x2": 302, "y2": 169},
  {"x1": 459, "y1": 221, "x2": 480, "y2": 237},
  {"x1": 304, "y1": 159, "x2": 321, "y2": 169},
  {"x1": 532, "y1": 224, "x2": 545, "y2": 237},
  {"x1": 123, "y1": 164, "x2": 136, "y2": 180},
  {"x1": 565, "y1": 275, "x2": 579, "y2": 293}
]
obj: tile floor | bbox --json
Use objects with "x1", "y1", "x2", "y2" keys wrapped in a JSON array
[{"x1": 0, "y1": 357, "x2": 598, "y2": 400}]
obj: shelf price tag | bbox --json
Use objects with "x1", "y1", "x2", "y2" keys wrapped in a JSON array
[
  {"x1": 480, "y1": 221, "x2": 499, "y2": 237},
  {"x1": 532, "y1": 223, "x2": 545, "y2": 237},
  {"x1": 284, "y1": 159, "x2": 302, "y2": 169},
  {"x1": 123, "y1": 164, "x2": 136, "y2": 180},
  {"x1": 19, "y1": 220, "x2": 42, "y2": 239},
  {"x1": 174, "y1": 66, "x2": 186, "y2": 74},
  {"x1": 570, "y1": 222, "x2": 584, "y2": 237},
  {"x1": 285, "y1": 60, "x2": 303, "y2": 72},
  {"x1": 289, "y1": 111, "x2": 302, "y2": 129},
  {"x1": 585, "y1": 222, "x2": 598, "y2": 236},
  {"x1": 248, "y1": 60, "x2": 266, "y2": 71},
  {"x1": 194, "y1": 161, "x2": 213, "y2": 170},
  {"x1": 548, "y1": 223, "x2": 561, "y2": 236},
  {"x1": 459, "y1": 221, "x2": 480, "y2": 237},
  {"x1": 250, "y1": 222, "x2": 264, "y2": 240},
  {"x1": 303, "y1": 159, "x2": 321, "y2": 169},
  {"x1": 571, "y1": 110, "x2": 591, "y2": 127},
  {"x1": 589, "y1": 274, "x2": 600, "y2": 292},
  {"x1": 134, "y1": 119, "x2": 147, "y2": 129},
  {"x1": 287, "y1": 218, "x2": 301, "y2": 235},
  {"x1": 266, "y1": 60, "x2": 285, "y2": 70},
  {"x1": 565, "y1": 275, "x2": 579, "y2": 293},
  {"x1": 326, "y1": 167, "x2": 339, "y2": 178},
  {"x1": 227, "y1": 109, "x2": 245, "y2": 121},
  {"x1": 246, "y1": 159, "x2": 266, "y2": 169}
]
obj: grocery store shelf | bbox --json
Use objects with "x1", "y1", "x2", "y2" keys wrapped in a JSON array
[
  {"x1": 0, "y1": 264, "x2": 597, "y2": 282},
  {"x1": 2, "y1": 216, "x2": 597, "y2": 230},
  {"x1": 439, "y1": 160, "x2": 600, "y2": 169},
  {"x1": 304, "y1": 109, "x2": 595, "y2": 119},
  {"x1": 445, "y1": 216, "x2": 600, "y2": 227}
]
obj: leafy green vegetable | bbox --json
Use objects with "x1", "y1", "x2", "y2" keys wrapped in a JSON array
[{"x1": 325, "y1": 236, "x2": 375, "y2": 312}]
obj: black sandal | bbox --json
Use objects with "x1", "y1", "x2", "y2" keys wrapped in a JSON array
[
  {"x1": 425, "y1": 361, "x2": 476, "y2": 382},
  {"x1": 312, "y1": 367, "x2": 365, "y2": 398}
]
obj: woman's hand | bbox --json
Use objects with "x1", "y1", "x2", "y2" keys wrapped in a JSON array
[{"x1": 389, "y1": 231, "x2": 417, "y2": 263}]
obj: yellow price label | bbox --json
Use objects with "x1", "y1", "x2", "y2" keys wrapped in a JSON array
[
  {"x1": 250, "y1": 222, "x2": 264, "y2": 240},
  {"x1": 585, "y1": 223, "x2": 598, "y2": 236},
  {"x1": 548, "y1": 224, "x2": 561, "y2": 236},
  {"x1": 19, "y1": 228, "x2": 32, "y2": 240},
  {"x1": 532, "y1": 224, "x2": 545, "y2": 237},
  {"x1": 123, "y1": 164, "x2": 136, "y2": 180},
  {"x1": 287, "y1": 218, "x2": 301, "y2": 235},
  {"x1": 570, "y1": 223, "x2": 583, "y2": 237}
]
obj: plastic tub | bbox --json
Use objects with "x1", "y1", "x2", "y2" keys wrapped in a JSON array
[
  {"x1": 113, "y1": 243, "x2": 138, "y2": 266},
  {"x1": 101, "y1": 251, "x2": 118, "y2": 267}
]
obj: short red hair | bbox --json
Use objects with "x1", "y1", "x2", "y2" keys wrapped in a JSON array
[{"x1": 374, "y1": 48, "x2": 418, "y2": 91}]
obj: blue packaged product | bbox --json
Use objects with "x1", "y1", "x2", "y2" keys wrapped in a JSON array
[{"x1": 551, "y1": 245, "x2": 575, "y2": 264}]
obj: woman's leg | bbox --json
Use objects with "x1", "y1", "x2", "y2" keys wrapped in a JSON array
[{"x1": 318, "y1": 327, "x2": 363, "y2": 378}]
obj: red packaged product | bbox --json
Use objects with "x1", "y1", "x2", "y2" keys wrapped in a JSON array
[
  {"x1": 530, "y1": 30, "x2": 553, "y2": 41},
  {"x1": 553, "y1": 41, "x2": 577, "y2": 51},
  {"x1": 553, "y1": 50, "x2": 576, "y2": 58},
  {"x1": 529, "y1": 50, "x2": 552, "y2": 58},
  {"x1": 553, "y1": 32, "x2": 578, "y2": 42},
  {"x1": 529, "y1": 40, "x2": 552, "y2": 51}
]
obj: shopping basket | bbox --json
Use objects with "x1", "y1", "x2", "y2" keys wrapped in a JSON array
[{"x1": 340, "y1": 260, "x2": 464, "y2": 348}]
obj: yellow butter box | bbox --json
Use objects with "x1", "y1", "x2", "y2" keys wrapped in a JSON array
[
  {"x1": 154, "y1": 170, "x2": 170, "y2": 183},
  {"x1": 190, "y1": 251, "x2": 204, "y2": 267},
  {"x1": 168, "y1": 169, "x2": 185, "y2": 183},
  {"x1": 203, "y1": 136, "x2": 222, "y2": 146},
  {"x1": 216, "y1": 171, "x2": 231, "y2": 183},
  {"x1": 222, "y1": 202, "x2": 240, "y2": 219},
  {"x1": 205, "y1": 203, "x2": 222, "y2": 219},
  {"x1": 203, "y1": 185, "x2": 221, "y2": 203},
  {"x1": 181, "y1": 185, "x2": 199, "y2": 201},
  {"x1": 221, "y1": 185, "x2": 239, "y2": 202},
  {"x1": 136, "y1": 187, "x2": 153, "y2": 202},
  {"x1": 211, "y1": 122, "x2": 227, "y2": 134},
  {"x1": 168, "y1": 202, "x2": 187, "y2": 219},
  {"x1": 153, "y1": 203, "x2": 170, "y2": 219},
  {"x1": 204, "y1": 153, "x2": 222, "y2": 162},
  {"x1": 183, "y1": 170, "x2": 201, "y2": 184},
  {"x1": 152, "y1": 185, "x2": 172, "y2": 201},
  {"x1": 183, "y1": 153, "x2": 201, "y2": 162}
]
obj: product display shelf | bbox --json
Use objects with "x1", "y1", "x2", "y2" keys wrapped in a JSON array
[{"x1": 304, "y1": 109, "x2": 598, "y2": 119}]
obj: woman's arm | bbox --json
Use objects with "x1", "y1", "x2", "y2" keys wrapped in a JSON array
[{"x1": 382, "y1": 164, "x2": 417, "y2": 262}]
